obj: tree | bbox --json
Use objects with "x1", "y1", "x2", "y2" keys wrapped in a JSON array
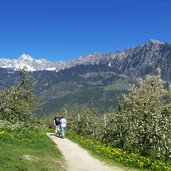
[
  {"x1": 103, "y1": 106, "x2": 128, "y2": 148},
  {"x1": 0, "y1": 69, "x2": 36, "y2": 124},
  {"x1": 123, "y1": 71, "x2": 171, "y2": 159}
]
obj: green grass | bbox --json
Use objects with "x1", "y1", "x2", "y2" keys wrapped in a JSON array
[
  {"x1": 87, "y1": 80, "x2": 102, "y2": 86},
  {"x1": 104, "y1": 79, "x2": 130, "y2": 91},
  {"x1": 66, "y1": 130, "x2": 148, "y2": 171},
  {"x1": 0, "y1": 128, "x2": 65, "y2": 171}
]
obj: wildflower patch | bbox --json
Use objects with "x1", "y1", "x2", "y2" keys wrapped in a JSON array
[
  {"x1": 0, "y1": 130, "x2": 7, "y2": 135},
  {"x1": 67, "y1": 130, "x2": 171, "y2": 171}
]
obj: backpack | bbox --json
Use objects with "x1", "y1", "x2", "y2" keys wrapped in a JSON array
[{"x1": 55, "y1": 117, "x2": 60, "y2": 125}]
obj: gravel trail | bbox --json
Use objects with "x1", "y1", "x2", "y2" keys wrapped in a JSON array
[{"x1": 47, "y1": 133, "x2": 124, "y2": 171}]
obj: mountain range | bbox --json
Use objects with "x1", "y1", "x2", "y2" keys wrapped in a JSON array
[
  {"x1": 1, "y1": 39, "x2": 171, "y2": 79},
  {"x1": 0, "y1": 39, "x2": 171, "y2": 115}
]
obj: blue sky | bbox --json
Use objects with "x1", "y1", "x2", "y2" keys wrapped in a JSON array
[{"x1": 0, "y1": 0, "x2": 171, "y2": 61}]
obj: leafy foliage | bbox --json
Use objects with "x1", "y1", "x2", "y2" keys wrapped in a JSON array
[
  {"x1": 0, "y1": 69, "x2": 36, "y2": 124},
  {"x1": 66, "y1": 71, "x2": 171, "y2": 169},
  {"x1": 121, "y1": 71, "x2": 171, "y2": 159}
]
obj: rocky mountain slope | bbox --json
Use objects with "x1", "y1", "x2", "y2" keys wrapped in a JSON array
[
  {"x1": 1, "y1": 39, "x2": 171, "y2": 80},
  {"x1": 0, "y1": 39, "x2": 171, "y2": 115}
]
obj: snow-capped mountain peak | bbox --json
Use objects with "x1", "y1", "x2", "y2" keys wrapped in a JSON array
[
  {"x1": 0, "y1": 39, "x2": 170, "y2": 72},
  {"x1": 0, "y1": 54, "x2": 58, "y2": 71},
  {"x1": 19, "y1": 54, "x2": 33, "y2": 62},
  {"x1": 149, "y1": 39, "x2": 165, "y2": 45}
]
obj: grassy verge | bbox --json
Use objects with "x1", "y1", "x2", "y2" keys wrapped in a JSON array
[
  {"x1": 66, "y1": 130, "x2": 139, "y2": 171},
  {"x1": 0, "y1": 128, "x2": 65, "y2": 171},
  {"x1": 66, "y1": 130, "x2": 171, "y2": 171}
]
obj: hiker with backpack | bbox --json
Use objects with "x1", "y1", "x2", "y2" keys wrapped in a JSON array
[{"x1": 54, "y1": 116, "x2": 61, "y2": 137}]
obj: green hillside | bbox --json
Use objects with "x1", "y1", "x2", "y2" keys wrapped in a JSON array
[
  {"x1": 0, "y1": 65, "x2": 133, "y2": 116},
  {"x1": 34, "y1": 65, "x2": 132, "y2": 115}
]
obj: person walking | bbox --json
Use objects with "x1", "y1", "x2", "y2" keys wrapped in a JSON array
[
  {"x1": 54, "y1": 116, "x2": 61, "y2": 137},
  {"x1": 60, "y1": 116, "x2": 67, "y2": 138}
]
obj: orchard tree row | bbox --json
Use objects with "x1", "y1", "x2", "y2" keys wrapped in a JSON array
[{"x1": 67, "y1": 70, "x2": 171, "y2": 160}]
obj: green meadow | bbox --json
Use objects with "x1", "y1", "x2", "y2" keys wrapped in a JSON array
[{"x1": 0, "y1": 126, "x2": 65, "y2": 171}]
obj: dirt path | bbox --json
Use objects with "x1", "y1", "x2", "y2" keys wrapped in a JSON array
[{"x1": 47, "y1": 133, "x2": 124, "y2": 171}]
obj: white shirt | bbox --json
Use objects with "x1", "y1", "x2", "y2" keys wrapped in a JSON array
[{"x1": 60, "y1": 118, "x2": 67, "y2": 128}]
